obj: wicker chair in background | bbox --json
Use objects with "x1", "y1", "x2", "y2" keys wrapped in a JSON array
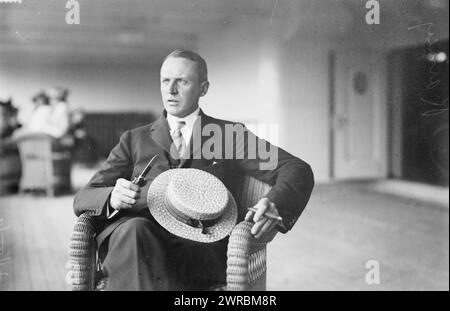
[
  {"x1": 15, "y1": 133, "x2": 72, "y2": 196},
  {"x1": 69, "y1": 175, "x2": 276, "y2": 291}
]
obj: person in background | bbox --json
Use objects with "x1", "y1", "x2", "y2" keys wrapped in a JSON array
[
  {"x1": 0, "y1": 98, "x2": 20, "y2": 141},
  {"x1": 14, "y1": 87, "x2": 75, "y2": 148},
  {"x1": 26, "y1": 87, "x2": 71, "y2": 138},
  {"x1": 0, "y1": 98, "x2": 21, "y2": 195}
]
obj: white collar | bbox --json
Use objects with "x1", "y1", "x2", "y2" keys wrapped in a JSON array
[{"x1": 166, "y1": 106, "x2": 200, "y2": 133}]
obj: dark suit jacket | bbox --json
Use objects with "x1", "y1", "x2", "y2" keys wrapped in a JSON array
[{"x1": 73, "y1": 110, "x2": 314, "y2": 238}]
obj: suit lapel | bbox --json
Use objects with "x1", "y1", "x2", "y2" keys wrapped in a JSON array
[{"x1": 150, "y1": 112, "x2": 173, "y2": 154}]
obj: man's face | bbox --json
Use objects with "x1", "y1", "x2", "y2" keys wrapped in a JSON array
[{"x1": 160, "y1": 57, "x2": 208, "y2": 118}]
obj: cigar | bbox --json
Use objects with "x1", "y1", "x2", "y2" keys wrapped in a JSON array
[{"x1": 247, "y1": 207, "x2": 283, "y2": 222}]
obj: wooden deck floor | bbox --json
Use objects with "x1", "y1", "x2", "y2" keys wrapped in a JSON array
[
  {"x1": 267, "y1": 183, "x2": 449, "y2": 290},
  {"x1": 0, "y1": 194, "x2": 76, "y2": 291},
  {"x1": 0, "y1": 178, "x2": 448, "y2": 291}
]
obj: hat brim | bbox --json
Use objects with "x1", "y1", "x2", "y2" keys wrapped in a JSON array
[{"x1": 147, "y1": 169, "x2": 238, "y2": 243}]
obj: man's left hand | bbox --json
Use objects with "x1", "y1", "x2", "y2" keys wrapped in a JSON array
[{"x1": 245, "y1": 197, "x2": 280, "y2": 240}]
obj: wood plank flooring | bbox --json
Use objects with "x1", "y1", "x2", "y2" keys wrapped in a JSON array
[
  {"x1": 0, "y1": 194, "x2": 76, "y2": 291},
  {"x1": 267, "y1": 183, "x2": 449, "y2": 290}
]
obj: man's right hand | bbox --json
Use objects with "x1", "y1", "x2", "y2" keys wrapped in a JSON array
[{"x1": 110, "y1": 178, "x2": 141, "y2": 211}]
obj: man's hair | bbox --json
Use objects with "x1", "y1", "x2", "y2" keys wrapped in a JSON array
[{"x1": 163, "y1": 49, "x2": 208, "y2": 83}]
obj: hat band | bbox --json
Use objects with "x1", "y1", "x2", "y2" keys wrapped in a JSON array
[{"x1": 164, "y1": 192, "x2": 221, "y2": 234}]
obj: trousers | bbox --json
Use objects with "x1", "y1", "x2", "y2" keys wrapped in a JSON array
[{"x1": 98, "y1": 215, "x2": 228, "y2": 291}]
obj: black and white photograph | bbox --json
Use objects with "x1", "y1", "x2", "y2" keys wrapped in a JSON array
[{"x1": 0, "y1": 0, "x2": 448, "y2": 295}]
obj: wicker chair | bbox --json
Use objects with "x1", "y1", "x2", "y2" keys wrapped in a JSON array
[
  {"x1": 69, "y1": 175, "x2": 276, "y2": 291},
  {"x1": 15, "y1": 133, "x2": 72, "y2": 196}
]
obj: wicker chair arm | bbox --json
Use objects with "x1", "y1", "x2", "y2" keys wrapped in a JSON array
[
  {"x1": 226, "y1": 221, "x2": 268, "y2": 291},
  {"x1": 69, "y1": 213, "x2": 97, "y2": 291}
]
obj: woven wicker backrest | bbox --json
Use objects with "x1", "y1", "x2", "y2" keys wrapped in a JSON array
[
  {"x1": 16, "y1": 135, "x2": 54, "y2": 192},
  {"x1": 15, "y1": 134, "x2": 72, "y2": 195}
]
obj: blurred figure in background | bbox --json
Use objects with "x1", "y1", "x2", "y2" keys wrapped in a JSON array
[
  {"x1": 17, "y1": 87, "x2": 71, "y2": 139},
  {"x1": 0, "y1": 98, "x2": 21, "y2": 194},
  {"x1": 0, "y1": 98, "x2": 20, "y2": 141},
  {"x1": 70, "y1": 106, "x2": 87, "y2": 145},
  {"x1": 10, "y1": 88, "x2": 76, "y2": 195},
  {"x1": 14, "y1": 87, "x2": 76, "y2": 149}
]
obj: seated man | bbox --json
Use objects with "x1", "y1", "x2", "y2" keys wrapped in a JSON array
[{"x1": 73, "y1": 49, "x2": 314, "y2": 291}]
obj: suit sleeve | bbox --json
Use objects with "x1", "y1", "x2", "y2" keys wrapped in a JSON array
[
  {"x1": 234, "y1": 126, "x2": 314, "y2": 233},
  {"x1": 73, "y1": 130, "x2": 134, "y2": 217}
]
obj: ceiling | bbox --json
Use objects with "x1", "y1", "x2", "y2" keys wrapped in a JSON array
[{"x1": 0, "y1": 0, "x2": 448, "y2": 64}]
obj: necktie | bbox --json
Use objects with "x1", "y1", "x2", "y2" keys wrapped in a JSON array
[{"x1": 170, "y1": 120, "x2": 187, "y2": 159}]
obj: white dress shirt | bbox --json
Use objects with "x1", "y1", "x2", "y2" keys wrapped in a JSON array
[{"x1": 166, "y1": 106, "x2": 200, "y2": 147}]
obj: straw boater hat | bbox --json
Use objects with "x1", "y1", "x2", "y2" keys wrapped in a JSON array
[{"x1": 147, "y1": 168, "x2": 238, "y2": 243}]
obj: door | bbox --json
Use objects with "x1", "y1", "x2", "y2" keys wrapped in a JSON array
[
  {"x1": 396, "y1": 41, "x2": 449, "y2": 186},
  {"x1": 333, "y1": 49, "x2": 387, "y2": 179}
]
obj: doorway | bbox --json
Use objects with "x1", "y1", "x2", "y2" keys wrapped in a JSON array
[
  {"x1": 330, "y1": 49, "x2": 387, "y2": 179},
  {"x1": 387, "y1": 40, "x2": 449, "y2": 186}
]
